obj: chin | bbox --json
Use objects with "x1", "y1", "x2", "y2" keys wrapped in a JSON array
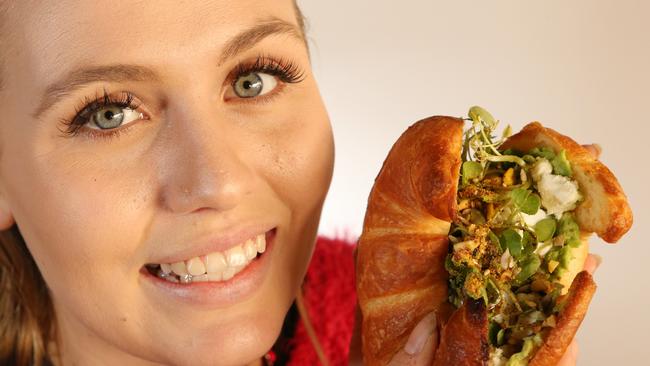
[{"x1": 151, "y1": 303, "x2": 286, "y2": 366}]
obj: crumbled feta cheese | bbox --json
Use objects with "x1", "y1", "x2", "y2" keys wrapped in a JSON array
[
  {"x1": 500, "y1": 249, "x2": 512, "y2": 269},
  {"x1": 489, "y1": 348, "x2": 507, "y2": 366},
  {"x1": 535, "y1": 241, "x2": 553, "y2": 257},
  {"x1": 537, "y1": 174, "x2": 581, "y2": 217},
  {"x1": 529, "y1": 158, "x2": 581, "y2": 217},
  {"x1": 521, "y1": 208, "x2": 547, "y2": 227},
  {"x1": 493, "y1": 314, "x2": 505, "y2": 324},
  {"x1": 531, "y1": 158, "x2": 553, "y2": 181}
]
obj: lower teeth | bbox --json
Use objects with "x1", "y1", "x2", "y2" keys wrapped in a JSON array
[
  {"x1": 152, "y1": 265, "x2": 248, "y2": 284},
  {"x1": 179, "y1": 274, "x2": 192, "y2": 284}
]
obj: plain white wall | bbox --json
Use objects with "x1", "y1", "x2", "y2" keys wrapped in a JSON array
[{"x1": 301, "y1": 0, "x2": 650, "y2": 365}]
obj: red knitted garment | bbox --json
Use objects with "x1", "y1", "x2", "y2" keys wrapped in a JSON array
[{"x1": 286, "y1": 236, "x2": 358, "y2": 366}]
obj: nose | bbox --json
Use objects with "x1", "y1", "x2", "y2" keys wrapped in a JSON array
[{"x1": 156, "y1": 106, "x2": 254, "y2": 215}]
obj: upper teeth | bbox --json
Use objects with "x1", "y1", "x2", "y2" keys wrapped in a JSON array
[{"x1": 154, "y1": 234, "x2": 266, "y2": 283}]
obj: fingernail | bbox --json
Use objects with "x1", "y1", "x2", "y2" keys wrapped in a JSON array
[
  {"x1": 592, "y1": 254, "x2": 603, "y2": 268},
  {"x1": 404, "y1": 312, "x2": 436, "y2": 355}
]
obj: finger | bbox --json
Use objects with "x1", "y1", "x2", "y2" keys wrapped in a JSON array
[
  {"x1": 387, "y1": 333, "x2": 438, "y2": 366},
  {"x1": 387, "y1": 313, "x2": 438, "y2": 366},
  {"x1": 583, "y1": 253, "x2": 602, "y2": 275},
  {"x1": 582, "y1": 144, "x2": 602, "y2": 159},
  {"x1": 556, "y1": 339, "x2": 579, "y2": 366}
]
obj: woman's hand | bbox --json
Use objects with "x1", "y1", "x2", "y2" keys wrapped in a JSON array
[
  {"x1": 381, "y1": 253, "x2": 601, "y2": 366},
  {"x1": 386, "y1": 312, "x2": 438, "y2": 366},
  {"x1": 554, "y1": 253, "x2": 601, "y2": 366}
]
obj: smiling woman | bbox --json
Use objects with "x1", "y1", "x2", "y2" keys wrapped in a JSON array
[{"x1": 0, "y1": 1, "x2": 340, "y2": 366}]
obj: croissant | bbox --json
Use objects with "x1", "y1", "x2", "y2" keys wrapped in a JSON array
[{"x1": 356, "y1": 111, "x2": 632, "y2": 365}]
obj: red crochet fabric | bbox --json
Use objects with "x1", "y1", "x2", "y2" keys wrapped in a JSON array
[{"x1": 286, "y1": 236, "x2": 358, "y2": 366}]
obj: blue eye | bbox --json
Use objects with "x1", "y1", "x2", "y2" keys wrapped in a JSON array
[
  {"x1": 60, "y1": 90, "x2": 146, "y2": 139},
  {"x1": 233, "y1": 72, "x2": 278, "y2": 98},
  {"x1": 89, "y1": 105, "x2": 142, "y2": 130}
]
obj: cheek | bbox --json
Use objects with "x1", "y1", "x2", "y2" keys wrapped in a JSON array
[
  {"x1": 1, "y1": 143, "x2": 172, "y2": 358},
  {"x1": 2, "y1": 145, "x2": 153, "y2": 294},
  {"x1": 254, "y1": 100, "x2": 335, "y2": 293}
]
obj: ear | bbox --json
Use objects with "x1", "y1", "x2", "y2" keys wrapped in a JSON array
[{"x1": 0, "y1": 188, "x2": 15, "y2": 230}]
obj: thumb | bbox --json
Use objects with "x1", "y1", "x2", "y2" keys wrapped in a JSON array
[{"x1": 387, "y1": 312, "x2": 438, "y2": 366}]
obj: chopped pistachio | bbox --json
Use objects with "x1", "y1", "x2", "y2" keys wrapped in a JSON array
[
  {"x1": 531, "y1": 278, "x2": 552, "y2": 293},
  {"x1": 486, "y1": 202, "x2": 496, "y2": 221},
  {"x1": 553, "y1": 234, "x2": 566, "y2": 246},
  {"x1": 469, "y1": 209, "x2": 486, "y2": 225},
  {"x1": 464, "y1": 271, "x2": 486, "y2": 299},
  {"x1": 462, "y1": 161, "x2": 483, "y2": 184},
  {"x1": 529, "y1": 146, "x2": 556, "y2": 160},
  {"x1": 543, "y1": 314, "x2": 557, "y2": 328},
  {"x1": 454, "y1": 240, "x2": 479, "y2": 252}
]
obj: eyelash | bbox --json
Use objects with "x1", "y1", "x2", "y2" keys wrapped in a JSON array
[
  {"x1": 230, "y1": 55, "x2": 305, "y2": 86},
  {"x1": 59, "y1": 55, "x2": 306, "y2": 140},
  {"x1": 58, "y1": 90, "x2": 142, "y2": 140}
]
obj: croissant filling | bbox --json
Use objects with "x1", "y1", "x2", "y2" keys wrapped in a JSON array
[{"x1": 445, "y1": 107, "x2": 583, "y2": 366}]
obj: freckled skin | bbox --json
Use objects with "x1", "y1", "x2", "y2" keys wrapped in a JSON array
[{"x1": 0, "y1": 1, "x2": 334, "y2": 365}]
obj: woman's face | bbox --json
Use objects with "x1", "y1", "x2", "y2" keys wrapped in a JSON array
[{"x1": 0, "y1": 0, "x2": 333, "y2": 365}]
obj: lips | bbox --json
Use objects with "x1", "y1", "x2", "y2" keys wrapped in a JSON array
[{"x1": 140, "y1": 228, "x2": 277, "y2": 308}]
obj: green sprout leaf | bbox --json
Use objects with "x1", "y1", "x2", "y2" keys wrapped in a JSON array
[
  {"x1": 514, "y1": 255, "x2": 541, "y2": 284},
  {"x1": 489, "y1": 322, "x2": 501, "y2": 346},
  {"x1": 534, "y1": 217, "x2": 557, "y2": 242},
  {"x1": 488, "y1": 230, "x2": 501, "y2": 250},
  {"x1": 500, "y1": 229, "x2": 523, "y2": 258},
  {"x1": 502, "y1": 124, "x2": 513, "y2": 139},
  {"x1": 469, "y1": 106, "x2": 496, "y2": 125},
  {"x1": 510, "y1": 188, "x2": 542, "y2": 215},
  {"x1": 521, "y1": 231, "x2": 535, "y2": 256}
]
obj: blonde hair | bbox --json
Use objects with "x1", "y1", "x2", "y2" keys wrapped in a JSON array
[
  {"x1": 0, "y1": 225, "x2": 55, "y2": 366},
  {"x1": 0, "y1": 2, "x2": 326, "y2": 365},
  {"x1": 296, "y1": 289, "x2": 330, "y2": 366}
]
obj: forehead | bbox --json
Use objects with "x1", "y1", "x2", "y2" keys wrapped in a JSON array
[{"x1": 6, "y1": 0, "x2": 298, "y2": 86}]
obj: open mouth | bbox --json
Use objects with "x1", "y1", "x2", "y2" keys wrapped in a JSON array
[{"x1": 144, "y1": 229, "x2": 274, "y2": 285}]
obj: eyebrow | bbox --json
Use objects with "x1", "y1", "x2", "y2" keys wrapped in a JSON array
[{"x1": 32, "y1": 17, "x2": 304, "y2": 120}]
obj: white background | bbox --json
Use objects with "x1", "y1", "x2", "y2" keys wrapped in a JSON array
[{"x1": 301, "y1": 0, "x2": 650, "y2": 365}]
